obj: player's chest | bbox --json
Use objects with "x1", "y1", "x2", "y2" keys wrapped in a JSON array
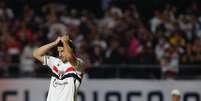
[
  {"x1": 52, "y1": 61, "x2": 76, "y2": 80},
  {"x1": 54, "y1": 62, "x2": 73, "y2": 73}
]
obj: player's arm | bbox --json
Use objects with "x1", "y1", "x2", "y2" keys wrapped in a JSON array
[
  {"x1": 61, "y1": 35, "x2": 77, "y2": 66},
  {"x1": 33, "y1": 37, "x2": 61, "y2": 63}
]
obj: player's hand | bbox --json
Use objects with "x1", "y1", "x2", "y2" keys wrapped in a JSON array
[
  {"x1": 61, "y1": 35, "x2": 70, "y2": 43},
  {"x1": 55, "y1": 36, "x2": 61, "y2": 44}
]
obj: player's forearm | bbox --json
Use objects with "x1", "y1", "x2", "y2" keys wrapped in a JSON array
[{"x1": 33, "y1": 41, "x2": 57, "y2": 62}]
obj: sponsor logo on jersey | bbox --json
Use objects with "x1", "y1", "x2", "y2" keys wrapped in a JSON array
[{"x1": 53, "y1": 79, "x2": 68, "y2": 87}]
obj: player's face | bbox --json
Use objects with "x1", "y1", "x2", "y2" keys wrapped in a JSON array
[
  {"x1": 57, "y1": 47, "x2": 67, "y2": 62},
  {"x1": 172, "y1": 95, "x2": 180, "y2": 101}
]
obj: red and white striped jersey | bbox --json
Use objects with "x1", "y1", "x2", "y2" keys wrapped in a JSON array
[{"x1": 43, "y1": 55, "x2": 83, "y2": 101}]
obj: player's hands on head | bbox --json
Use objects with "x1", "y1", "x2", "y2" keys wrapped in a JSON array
[
  {"x1": 55, "y1": 36, "x2": 61, "y2": 44},
  {"x1": 61, "y1": 35, "x2": 70, "y2": 43}
]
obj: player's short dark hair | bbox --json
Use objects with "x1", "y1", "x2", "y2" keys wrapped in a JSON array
[{"x1": 57, "y1": 40, "x2": 76, "y2": 53}]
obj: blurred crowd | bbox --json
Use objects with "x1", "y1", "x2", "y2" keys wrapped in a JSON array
[{"x1": 0, "y1": 1, "x2": 201, "y2": 78}]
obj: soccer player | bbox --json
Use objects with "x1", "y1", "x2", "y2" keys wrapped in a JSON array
[{"x1": 33, "y1": 35, "x2": 84, "y2": 101}]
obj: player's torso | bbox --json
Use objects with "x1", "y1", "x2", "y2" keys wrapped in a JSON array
[
  {"x1": 50, "y1": 59, "x2": 81, "y2": 87},
  {"x1": 47, "y1": 59, "x2": 82, "y2": 101}
]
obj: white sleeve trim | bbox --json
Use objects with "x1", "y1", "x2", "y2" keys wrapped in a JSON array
[{"x1": 43, "y1": 56, "x2": 48, "y2": 66}]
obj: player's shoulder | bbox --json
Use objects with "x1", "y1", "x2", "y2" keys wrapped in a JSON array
[{"x1": 45, "y1": 55, "x2": 60, "y2": 62}]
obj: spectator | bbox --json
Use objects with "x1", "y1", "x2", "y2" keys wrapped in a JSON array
[
  {"x1": 99, "y1": 6, "x2": 122, "y2": 36},
  {"x1": 16, "y1": 22, "x2": 33, "y2": 46},
  {"x1": 150, "y1": 10, "x2": 163, "y2": 33},
  {"x1": 155, "y1": 38, "x2": 180, "y2": 79},
  {"x1": 180, "y1": 42, "x2": 194, "y2": 64},
  {"x1": 155, "y1": 38, "x2": 169, "y2": 63},
  {"x1": 191, "y1": 39, "x2": 201, "y2": 64},
  {"x1": 20, "y1": 41, "x2": 36, "y2": 76},
  {"x1": 4, "y1": 34, "x2": 21, "y2": 77},
  {"x1": 61, "y1": 9, "x2": 80, "y2": 30},
  {"x1": 161, "y1": 47, "x2": 179, "y2": 79},
  {"x1": 0, "y1": 1, "x2": 14, "y2": 21},
  {"x1": 89, "y1": 44, "x2": 105, "y2": 66},
  {"x1": 77, "y1": 39, "x2": 91, "y2": 68},
  {"x1": 105, "y1": 36, "x2": 126, "y2": 64},
  {"x1": 127, "y1": 33, "x2": 142, "y2": 64},
  {"x1": 45, "y1": 8, "x2": 67, "y2": 40},
  {"x1": 178, "y1": 15, "x2": 194, "y2": 41}
]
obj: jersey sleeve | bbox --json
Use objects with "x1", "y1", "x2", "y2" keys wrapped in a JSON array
[{"x1": 43, "y1": 55, "x2": 57, "y2": 69}]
